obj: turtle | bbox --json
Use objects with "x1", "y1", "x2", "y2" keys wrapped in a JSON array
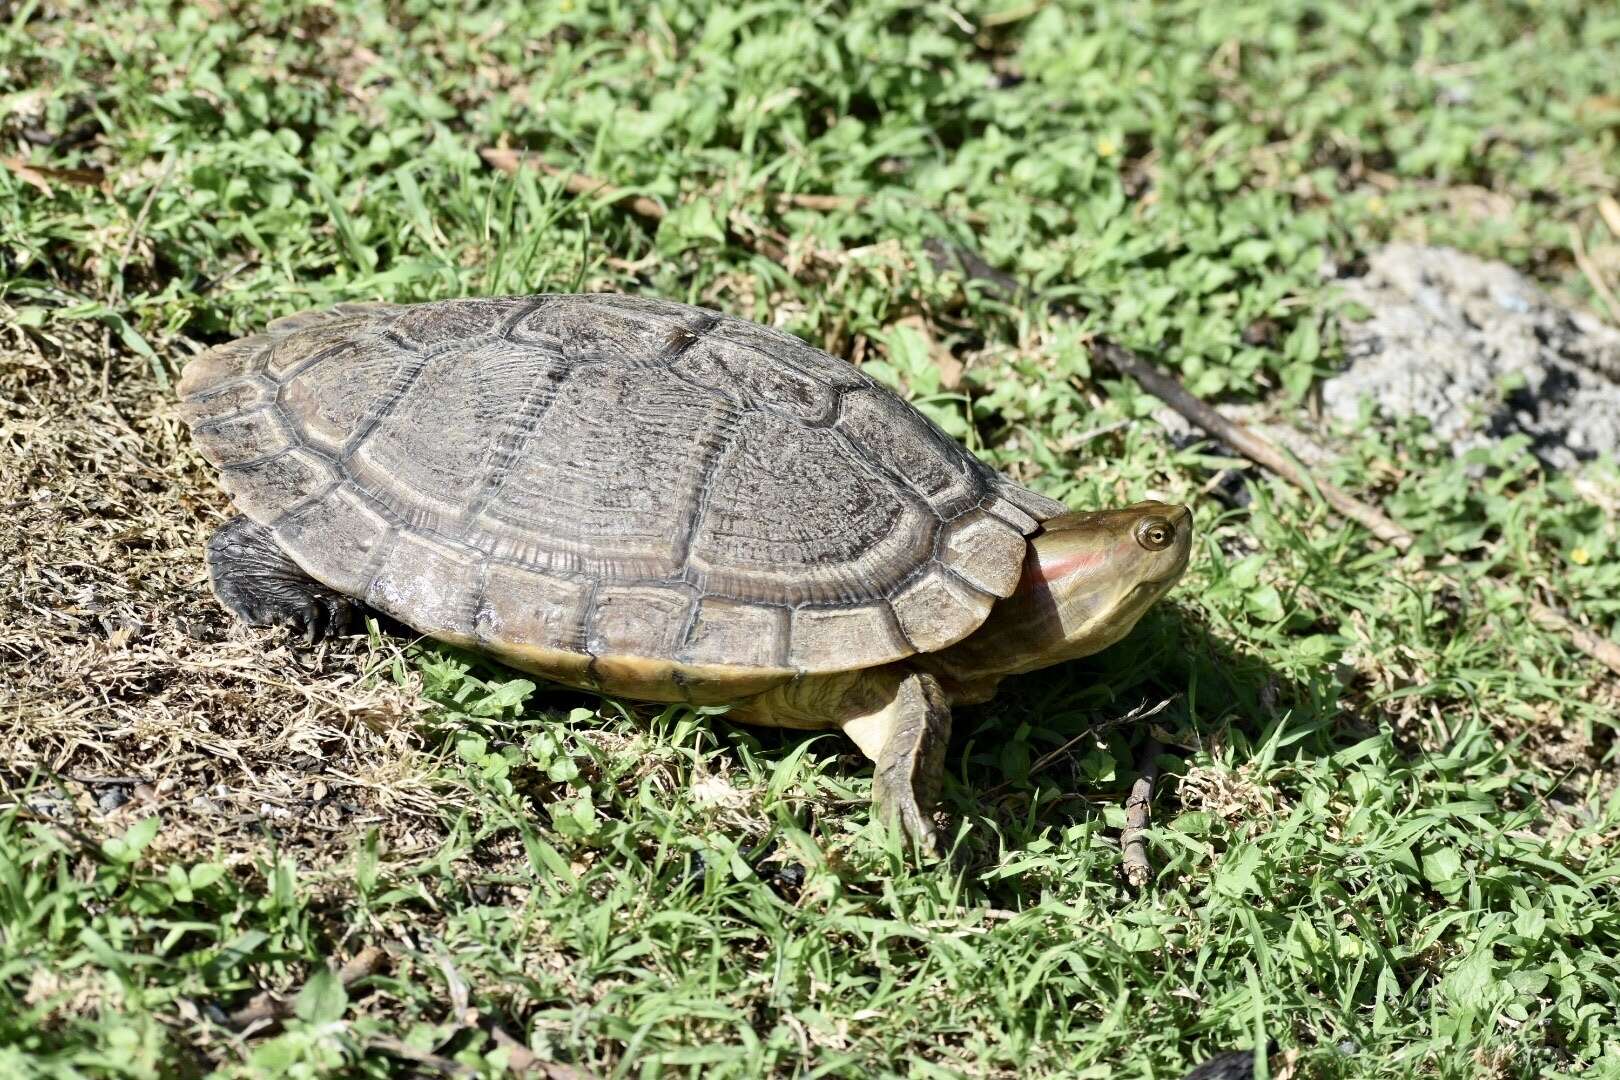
[{"x1": 179, "y1": 293, "x2": 1192, "y2": 853}]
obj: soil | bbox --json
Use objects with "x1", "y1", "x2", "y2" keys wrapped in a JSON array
[
  {"x1": 0, "y1": 319, "x2": 441, "y2": 867},
  {"x1": 1324, "y1": 244, "x2": 1620, "y2": 469}
]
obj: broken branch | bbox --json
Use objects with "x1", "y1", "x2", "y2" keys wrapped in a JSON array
[
  {"x1": 1097, "y1": 338, "x2": 1620, "y2": 679},
  {"x1": 227, "y1": 945, "x2": 388, "y2": 1032},
  {"x1": 1120, "y1": 737, "x2": 1162, "y2": 890}
]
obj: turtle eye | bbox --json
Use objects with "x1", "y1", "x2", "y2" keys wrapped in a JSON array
[{"x1": 1135, "y1": 517, "x2": 1175, "y2": 551}]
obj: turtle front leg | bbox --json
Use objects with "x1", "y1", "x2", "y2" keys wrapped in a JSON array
[
  {"x1": 840, "y1": 670, "x2": 952, "y2": 857},
  {"x1": 205, "y1": 515, "x2": 354, "y2": 644}
]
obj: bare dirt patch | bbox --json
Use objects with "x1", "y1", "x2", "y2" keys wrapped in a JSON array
[{"x1": 0, "y1": 319, "x2": 445, "y2": 866}]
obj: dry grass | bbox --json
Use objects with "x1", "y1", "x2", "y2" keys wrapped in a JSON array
[{"x1": 0, "y1": 319, "x2": 445, "y2": 867}]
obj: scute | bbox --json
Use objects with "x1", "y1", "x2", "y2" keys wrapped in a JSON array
[
  {"x1": 218, "y1": 448, "x2": 337, "y2": 523},
  {"x1": 684, "y1": 409, "x2": 932, "y2": 604},
  {"x1": 278, "y1": 343, "x2": 415, "y2": 455},
  {"x1": 181, "y1": 293, "x2": 1065, "y2": 686},
  {"x1": 477, "y1": 362, "x2": 736, "y2": 581},
  {"x1": 365, "y1": 531, "x2": 481, "y2": 640},
  {"x1": 889, "y1": 567, "x2": 995, "y2": 652}
]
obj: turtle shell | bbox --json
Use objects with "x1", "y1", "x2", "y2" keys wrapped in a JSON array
[{"x1": 179, "y1": 294, "x2": 1066, "y2": 699}]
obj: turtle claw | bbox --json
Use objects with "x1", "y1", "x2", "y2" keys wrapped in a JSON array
[
  {"x1": 875, "y1": 782, "x2": 943, "y2": 858},
  {"x1": 206, "y1": 516, "x2": 358, "y2": 646},
  {"x1": 265, "y1": 592, "x2": 353, "y2": 645}
]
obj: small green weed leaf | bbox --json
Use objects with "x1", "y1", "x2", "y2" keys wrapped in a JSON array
[
  {"x1": 188, "y1": 862, "x2": 226, "y2": 891},
  {"x1": 1422, "y1": 845, "x2": 1465, "y2": 893},
  {"x1": 102, "y1": 816, "x2": 160, "y2": 864},
  {"x1": 1245, "y1": 584, "x2": 1286, "y2": 623},
  {"x1": 1442, "y1": 948, "x2": 1503, "y2": 1011},
  {"x1": 1513, "y1": 906, "x2": 1547, "y2": 939},
  {"x1": 1507, "y1": 969, "x2": 1550, "y2": 997},
  {"x1": 470, "y1": 678, "x2": 535, "y2": 717},
  {"x1": 1214, "y1": 844, "x2": 1263, "y2": 898},
  {"x1": 295, "y1": 966, "x2": 348, "y2": 1026},
  {"x1": 657, "y1": 198, "x2": 727, "y2": 254}
]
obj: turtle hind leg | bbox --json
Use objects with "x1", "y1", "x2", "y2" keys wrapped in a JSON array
[
  {"x1": 841, "y1": 670, "x2": 952, "y2": 858},
  {"x1": 205, "y1": 515, "x2": 354, "y2": 645}
]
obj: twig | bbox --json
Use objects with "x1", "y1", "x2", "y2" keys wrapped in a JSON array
[
  {"x1": 1600, "y1": 196, "x2": 1620, "y2": 242},
  {"x1": 227, "y1": 945, "x2": 388, "y2": 1032},
  {"x1": 1569, "y1": 223, "x2": 1620, "y2": 326},
  {"x1": 1, "y1": 156, "x2": 104, "y2": 195},
  {"x1": 365, "y1": 1034, "x2": 479, "y2": 1077},
  {"x1": 480, "y1": 148, "x2": 667, "y2": 222},
  {"x1": 1067, "y1": 417, "x2": 1134, "y2": 447},
  {"x1": 1120, "y1": 737, "x2": 1162, "y2": 890},
  {"x1": 980, "y1": 697, "x2": 1173, "y2": 800},
  {"x1": 774, "y1": 191, "x2": 864, "y2": 212},
  {"x1": 1097, "y1": 339, "x2": 1413, "y2": 549},
  {"x1": 1096, "y1": 338, "x2": 1620, "y2": 679},
  {"x1": 114, "y1": 154, "x2": 180, "y2": 302},
  {"x1": 477, "y1": 1025, "x2": 596, "y2": 1079},
  {"x1": 432, "y1": 949, "x2": 596, "y2": 1078}
]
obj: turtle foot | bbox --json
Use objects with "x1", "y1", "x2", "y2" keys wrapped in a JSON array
[
  {"x1": 871, "y1": 672, "x2": 952, "y2": 859},
  {"x1": 206, "y1": 516, "x2": 356, "y2": 645}
]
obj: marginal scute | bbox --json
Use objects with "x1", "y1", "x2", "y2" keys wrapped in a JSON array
[
  {"x1": 789, "y1": 603, "x2": 911, "y2": 671},
  {"x1": 941, "y1": 511, "x2": 1030, "y2": 598},
  {"x1": 980, "y1": 495, "x2": 1040, "y2": 533},
  {"x1": 587, "y1": 657, "x2": 793, "y2": 705},
  {"x1": 586, "y1": 584, "x2": 695, "y2": 658},
  {"x1": 218, "y1": 448, "x2": 338, "y2": 523},
  {"x1": 365, "y1": 532, "x2": 481, "y2": 640},
  {"x1": 192, "y1": 406, "x2": 292, "y2": 465},
  {"x1": 271, "y1": 487, "x2": 392, "y2": 597},
  {"x1": 475, "y1": 563, "x2": 593, "y2": 653},
  {"x1": 265, "y1": 324, "x2": 366, "y2": 378},
  {"x1": 679, "y1": 598, "x2": 790, "y2": 668},
  {"x1": 993, "y1": 477, "x2": 1067, "y2": 524},
  {"x1": 889, "y1": 567, "x2": 994, "y2": 652},
  {"x1": 178, "y1": 378, "x2": 276, "y2": 427},
  {"x1": 266, "y1": 302, "x2": 402, "y2": 337},
  {"x1": 178, "y1": 336, "x2": 270, "y2": 398}
]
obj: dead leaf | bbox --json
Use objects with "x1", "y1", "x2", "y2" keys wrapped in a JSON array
[
  {"x1": 1577, "y1": 95, "x2": 1620, "y2": 123},
  {"x1": 1, "y1": 157, "x2": 105, "y2": 196}
]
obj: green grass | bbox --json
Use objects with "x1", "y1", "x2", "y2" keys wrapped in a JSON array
[{"x1": 4, "y1": 0, "x2": 1620, "y2": 1077}]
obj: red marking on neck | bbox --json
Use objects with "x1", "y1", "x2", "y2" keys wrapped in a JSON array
[{"x1": 1038, "y1": 547, "x2": 1107, "y2": 583}]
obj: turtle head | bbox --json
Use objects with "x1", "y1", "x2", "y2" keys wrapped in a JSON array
[
  {"x1": 928, "y1": 500, "x2": 1192, "y2": 691},
  {"x1": 1021, "y1": 500, "x2": 1193, "y2": 661}
]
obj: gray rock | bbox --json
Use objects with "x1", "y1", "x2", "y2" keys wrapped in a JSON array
[{"x1": 1325, "y1": 245, "x2": 1620, "y2": 469}]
